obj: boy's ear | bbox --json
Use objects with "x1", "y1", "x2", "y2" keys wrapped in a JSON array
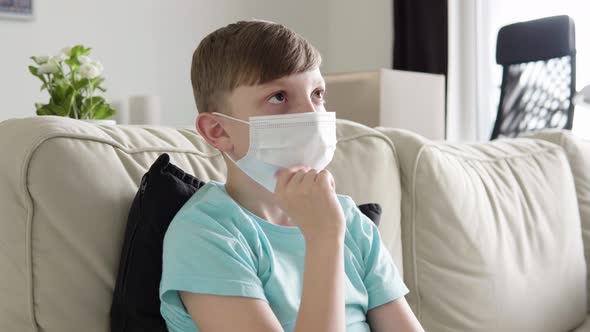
[{"x1": 195, "y1": 113, "x2": 233, "y2": 152}]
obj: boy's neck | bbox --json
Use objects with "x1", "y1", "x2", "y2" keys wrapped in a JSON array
[{"x1": 223, "y1": 163, "x2": 295, "y2": 227}]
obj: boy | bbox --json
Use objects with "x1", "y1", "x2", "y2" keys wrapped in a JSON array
[{"x1": 159, "y1": 20, "x2": 424, "y2": 332}]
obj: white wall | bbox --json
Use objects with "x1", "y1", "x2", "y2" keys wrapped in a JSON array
[
  {"x1": 0, "y1": 0, "x2": 392, "y2": 126},
  {"x1": 324, "y1": 0, "x2": 393, "y2": 74}
]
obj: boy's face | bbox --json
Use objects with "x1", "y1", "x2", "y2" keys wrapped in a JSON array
[{"x1": 197, "y1": 68, "x2": 327, "y2": 160}]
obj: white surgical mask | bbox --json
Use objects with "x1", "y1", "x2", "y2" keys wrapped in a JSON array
[{"x1": 213, "y1": 111, "x2": 337, "y2": 192}]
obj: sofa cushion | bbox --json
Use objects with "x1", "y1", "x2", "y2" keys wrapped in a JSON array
[
  {"x1": 0, "y1": 115, "x2": 402, "y2": 332},
  {"x1": 573, "y1": 317, "x2": 590, "y2": 332},
  {"x1": 528, "y1": 129, "x2": 590, "y2": 312},
  {"x1": 378, "y1": 128, "x2": 587, "y2": 332}
]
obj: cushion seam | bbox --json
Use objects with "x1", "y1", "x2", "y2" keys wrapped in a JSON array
[
  {"x1": 422, "y1": 144, "x2": 563, "y2": 162},
  {"x1": 410, "y1": 144, "x2": 428, "y2": 320}
]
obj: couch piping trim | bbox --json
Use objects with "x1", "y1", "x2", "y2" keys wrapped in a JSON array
[{"x1": 410, "y1": 144, "x2": 427, "y2": 320}]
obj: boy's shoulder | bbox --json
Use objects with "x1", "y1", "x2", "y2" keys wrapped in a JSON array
[
  {"x1": 336, "y1": 193, "x2": 356, "y2": 210},
  {"x1": 335, "y1": 194, "x2": 376, "y2": 230},
  {"x1": 169, "y1": 181, "x2": 226, "y2": 222},
  {"x1": 175, "y1": 180, "x2": 226, "y2": 212},
  {"x1": 335, "y1": 194, "x2": 381, "y2": 243},
  {"x1": 336, "y1": 193, "x2": 357, "y2": 222},
  {"x1": 165, "y1": 180, "x2": 256, "y2": 239}
]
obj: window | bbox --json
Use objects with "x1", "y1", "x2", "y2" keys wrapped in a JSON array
[{"x1": 481, "y1": 0, "x2": 590, "y2": 138}]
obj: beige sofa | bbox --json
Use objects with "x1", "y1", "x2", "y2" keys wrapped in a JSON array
[{"x1": 0, "y1": 115, "x2": 589, "y2": 332}]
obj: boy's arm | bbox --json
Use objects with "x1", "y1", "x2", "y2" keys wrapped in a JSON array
[
  {"x1": 348, "y1": 196, "x2": 422, "y2": 331},
  {"x1": 180, "y1": 292, "x2": 284, "y2": 332},
  {"x1": 367, "y1": 296, "x2": 425, "y2": 332}
]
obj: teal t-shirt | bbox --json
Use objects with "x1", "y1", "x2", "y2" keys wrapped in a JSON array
[{"x1": 159, "y1": 180, "x2": 409, "y2": 332}]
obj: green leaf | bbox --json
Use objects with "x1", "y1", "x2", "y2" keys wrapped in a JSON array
[
  {"x1": 73, "y1": 78, "x2": 90, "y2": 90},
  {"x1": 52, "y1": 78, "x2": 70, "y2": 100},
  {"x1": 36, "y1": 107, "x2": 52, "y2": 116},
  {"x1": 65, "y1": 57, "x2": 80, "y2": 68},
  {"x1": 91, "y1": 77, "x2": 105, "y2": 89},
  {"x1": 81, "y1": 46, "x2": 92, "y2": 56},
  {"x1": 35, "y1": 103, "x2": 56, "y2": 116},
  {"x1": 46, "y1": 103, "x2": 67, "y2": 116},
  {"x1": 50, "y1": 93, "x2": 63, "y2": 105},
  {"x1": 85, "y1": 96, "x2": 106, "y2": 106},
  {"x1": 72, "y1": 94, "x2": 84, "y2": 119},
  {"x1": 70, "y1": 45, "x2": 84, "y2": 58},
  {"x1": 63, "y1": 87, "x2": 75, "y2": 116},
  {"x1": 28, "y1": 65, "x2": 39, "y2": 77},
  {"x1": 70, "y1": 45, "x2": 91, "y2": 57},
  {"x1": 93, "y1": 105, "x2": 115, "y2": 119},
  {"x1": 81, "y1": 96, "x2": 105, "y2": 117}
]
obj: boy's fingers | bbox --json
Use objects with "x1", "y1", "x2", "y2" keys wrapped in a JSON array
[
  {"x1": 274, "y1": 168, "x2": 291, "y2": 191},
  {"x1": 291, "y1": 169, "x2": 308, "y2": 185},
  {"x1": 275, "y1": 166, "x2": 308, "y2": 191},
  {"x1": 301, "y1": 169, "x2": 319, "y2": 187},
  {"x1": 316, "y1": 169, "x2": 334, "y2": 188}
]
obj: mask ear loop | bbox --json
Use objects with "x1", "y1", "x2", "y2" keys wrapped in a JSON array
[
  {"x1": 211, "y1": 112, "x2": 250, "y2": 125},
  {"x1": 211, "y1": 112, "x2": 250, "y2": 164}
]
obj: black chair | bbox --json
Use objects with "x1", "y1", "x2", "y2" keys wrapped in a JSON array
[{"x1": 490, "y1": 15, "x2": 576, "y2": 140}]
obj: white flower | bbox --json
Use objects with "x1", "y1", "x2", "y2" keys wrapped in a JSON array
[
  {"x1": 79, "y1": 63, "x2": 101, "y2": 79},
  {"x1": 51, "y1": 46, "x2": 72, "y2": 62},
  {"x1": 51, "y1": 54, "x2": 67, "y2": 63},
  {"x1": 38, "y1": 62, "x2": 59, "y2": 74},
  {"x1": 61, "y1": 46, "x2": 72, "y2": 56},
  {"x1": 92, "y1": 60, "x2": 104, "y2": 73},
  {"x1": 34, "y1": 55, "x2": 50, "y2": 64},
  {"x1": 78, "y1": 55, "x2": 92, "y2": 64}
]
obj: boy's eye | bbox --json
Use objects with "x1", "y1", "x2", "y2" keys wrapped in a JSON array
[
  {"x1": 268, "y1": 92, "x2": 286, "y2": 104},
  {"x1": 313, "y1": 90, "x2": 326, "y2": 103}
]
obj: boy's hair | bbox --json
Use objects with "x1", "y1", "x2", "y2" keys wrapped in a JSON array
[{"x1": 191, "y1": 20, "x2": 322, "y2": 113}]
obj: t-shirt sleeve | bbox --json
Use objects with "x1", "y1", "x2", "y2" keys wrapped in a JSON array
[
  {"x1": 159, "y1": 207, "x2": 267, "y2": 309},
  {"x1": 347, "y1": 198, "x2": 409, "y2": 310}
]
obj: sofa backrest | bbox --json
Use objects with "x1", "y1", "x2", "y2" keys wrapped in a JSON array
[
  {"x1": 0, "y1": 116, "x2": 403, "y2": 332},
  {"x1": 529, "y1": 129, "x2": 590, "y2": 313},
  {"x1": 378, "y1": 127, "x2": 587, "y2": 332}
]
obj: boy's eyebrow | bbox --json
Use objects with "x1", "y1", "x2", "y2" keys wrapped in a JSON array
[
  {"x1": 259, "y1": 81, "x2": 287, "y2": 89},
  {"x1": 316, "y1": 79, "x2": 326, "y2": 88},
  {"x1": 257, "y1": 76, "x2": 325, "y2": 91},
  {"x1": 313, "y1": 76, "x2": 326, "y2": 87},
  {"x1": 256, "y1": 82, "x2": 287, "y2": 97}
]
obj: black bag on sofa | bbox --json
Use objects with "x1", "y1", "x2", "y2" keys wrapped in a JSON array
[{"x1": 110, "y1": 153, "x2": 205, "y2": 332}]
